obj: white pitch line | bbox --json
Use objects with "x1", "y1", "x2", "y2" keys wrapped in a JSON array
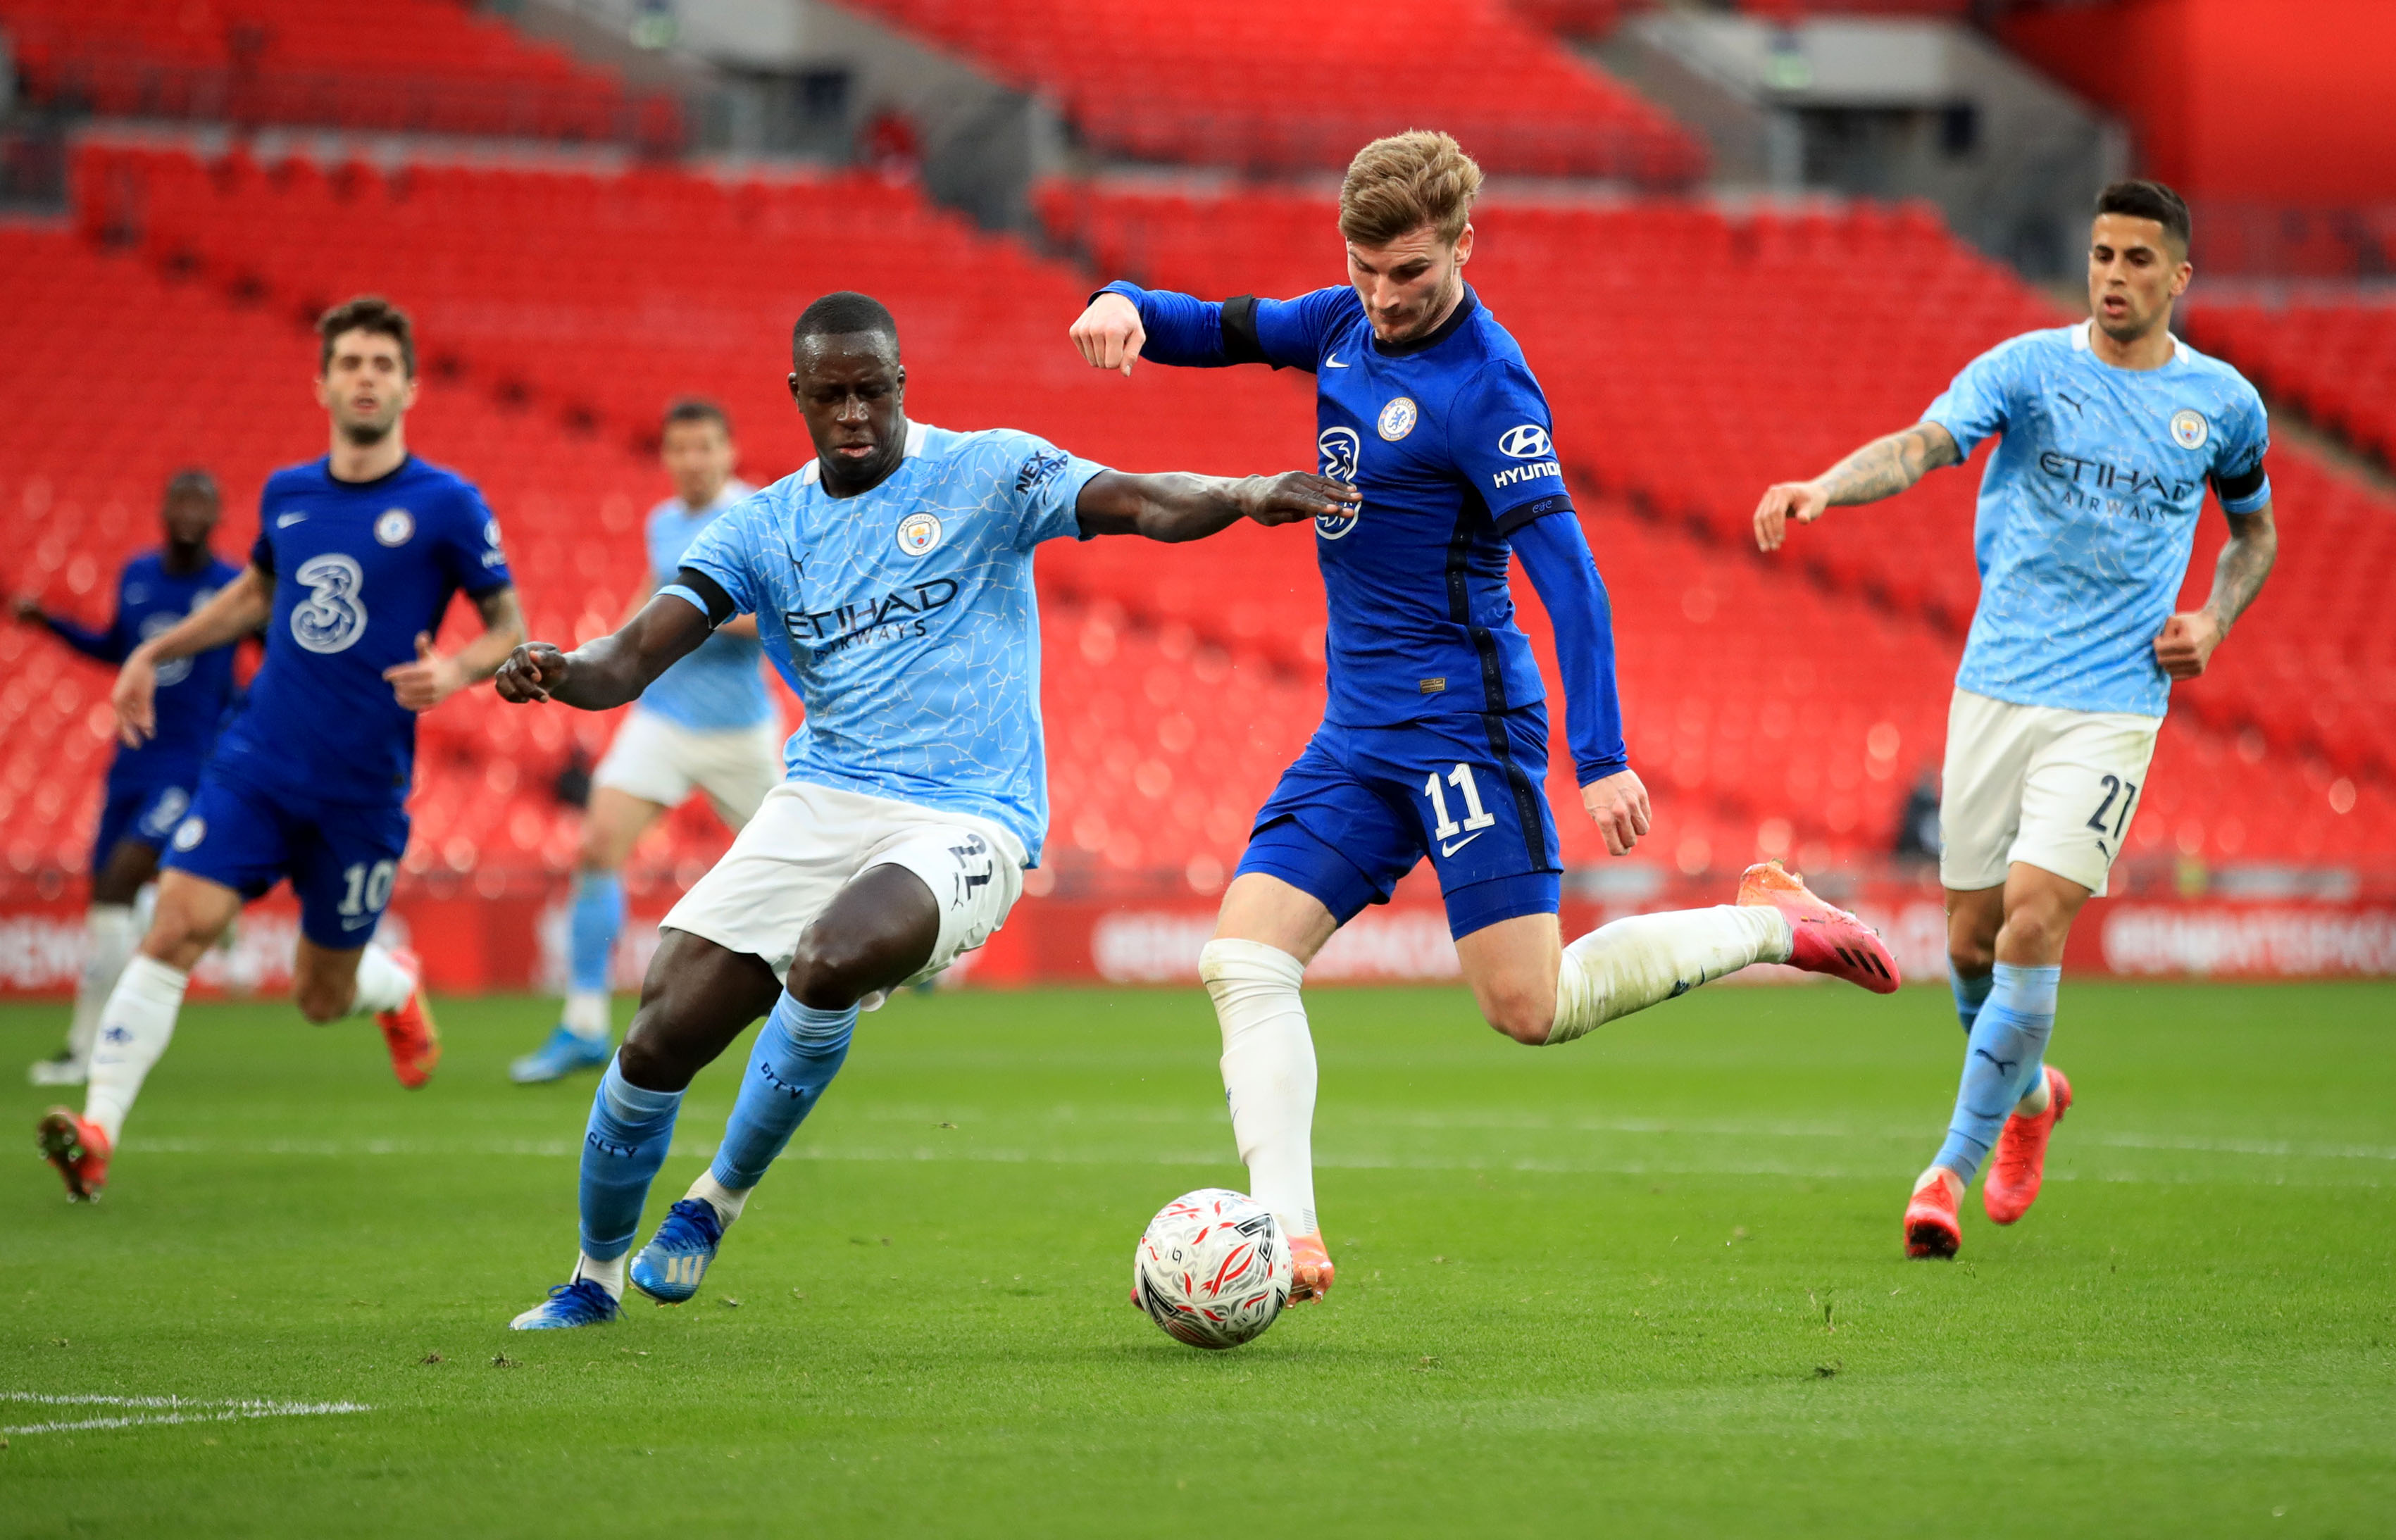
[{"x1": 1, "y1": 1394, "x2": 370, "y2": 1437}]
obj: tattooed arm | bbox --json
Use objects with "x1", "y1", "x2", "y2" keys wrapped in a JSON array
[
  {"x1": 2154, "y1": 503, "x2": 2277, "y2": 680},
  {"x1": 1752, "y1": 422, "x2": 1964, "y2": 551}
]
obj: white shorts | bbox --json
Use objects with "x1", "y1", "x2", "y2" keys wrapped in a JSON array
[
  {"x1": 661, "y1": 779, "x2": 1027, "y2": 1000},
  {"x1": 1939, "y1": 687, "x2": 2160, "y2": 896},
  {"x1": 592, "y1": 706, "x2": 784, "y2": 829}
]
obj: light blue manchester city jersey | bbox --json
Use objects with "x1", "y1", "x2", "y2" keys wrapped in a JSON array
[
  {"x1": 672, "y1": 422, "x2": 1102, "y2": 863},
  {"x1": 1926, "y1": 321, "x2": 2271, "y2": 718},
  {"x1": 638, "y1": 481, "x2": 773, "y2": 732}
]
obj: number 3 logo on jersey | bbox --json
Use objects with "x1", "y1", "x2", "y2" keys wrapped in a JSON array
[
  {"x1": 1316, "y1": 427, "x2": 1362, "y2": 541},
  {"x1": 291, "y1": 553, "x2": 368, "y2": 653}
]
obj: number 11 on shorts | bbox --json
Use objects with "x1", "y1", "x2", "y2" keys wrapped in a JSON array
[{"x1": 1425, "y1": 763, "x2": 1498, "y2": 841}]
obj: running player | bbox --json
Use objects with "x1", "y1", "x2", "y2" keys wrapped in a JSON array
[
  {"x1": 1068, "y1": 131, "x2": 1901, "y2": 1304},
  {"x1": 509, "y1": 399, "x2": 784, "y2": 1085},
  {"x1": 36, "y1": 296, "x2": 528, "y2": 1201},
  {"x1": 1750, "y1": 180, "x2": 2277, "y2": 1258},
  {"x1": 16, "y1": 470, "x2": 243, "y2": 1087},
  {"x1": 501, "y1": 290, "x2": 1355, "y2": 1328}
]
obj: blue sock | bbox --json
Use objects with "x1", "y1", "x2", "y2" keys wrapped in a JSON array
[
  {"x1": 1949, "y1": 965, "x2": 1994, "y2": 1034},
  {"x1": 569, "y1": 872, "x2": 625, "y2": 996},
  {"x1": 578, "y1": 1058, "x2": 685, "y2": 1261},
  {"x1": 1932, "y1": 963, "x2": 2059, "y2": 1184},
  {"x1": 709, "y1": 994, "x2": 855, "y2": 1191}
]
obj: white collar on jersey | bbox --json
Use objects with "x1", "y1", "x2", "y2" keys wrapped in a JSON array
[
  {"x1": 798, "y1": 419, "x2": 931, "y2": 487},
  {"x1": 2073, "y1": 318, "x2": 2192, "y2": 364}
]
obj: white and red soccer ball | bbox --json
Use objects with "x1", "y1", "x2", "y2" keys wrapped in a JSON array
[{"x1": 1131, "y1": 1189, "x2": 1292, "y2": 1349}]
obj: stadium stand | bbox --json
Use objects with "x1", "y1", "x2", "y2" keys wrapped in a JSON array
[
  {"x1": 1040, "y1": 179, "x2": 2396, "y2": 793},
  {"x1": 2182, "y1": 296, "x2": 2396, "y2": 468},
  {"x1": 832, "y1": 0, "x2": 1704, "y2": 184},
  {"x1": 0, "y1": 0, "x2": 675, "y2": 147},
  {"x1": 8, "y1": 137, "x2": 2389, "y2": 899}
]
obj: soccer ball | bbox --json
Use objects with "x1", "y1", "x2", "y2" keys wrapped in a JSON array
[{"x1": 1131, "y1": 1188, "x2": 1292, "y2": 1350}]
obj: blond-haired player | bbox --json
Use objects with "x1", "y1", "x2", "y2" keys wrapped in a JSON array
[{"x1": 1071, "y1": 132, "x2": 1902, "y2": 1302}]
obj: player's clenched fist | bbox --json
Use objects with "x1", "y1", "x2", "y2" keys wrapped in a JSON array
[
  {"x1": 495, "y1": 641, "x2": 571, "y2": 703},
  {"x1": 1752, "y1": 480, "x2": 1830, "y2": 552},
  {"x1": 2152, "y1": 610, "x2": 2224, "y2": 680},
  {"x1": 1240, "y1": 472, "x2": 1361, "y2": 528},
  {"x1": 1069, "y1": 292, "x2": 1147, "y2": 377},
  {"x1": 1580, "y1": 767, "x2": 1652, "y2": 857}
]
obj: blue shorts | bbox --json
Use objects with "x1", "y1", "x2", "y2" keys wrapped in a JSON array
[
  {"x1": 1235, "y1": 708, "x2": 1562, "y2": 940},
  {"x1": 92, "y1": 776, "x2": 199, "y2": 870},
  {"x1": 161, "y1": 768, "x2": 411, "y2": 951}
]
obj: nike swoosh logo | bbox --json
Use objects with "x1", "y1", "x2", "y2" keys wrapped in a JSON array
[
  {"x1": 1325, "y1": 352, "x2": 1348, "y2": 368},
  {"x1": 277, "y1": 513, "x2": 308, "y2": 527},
  {"x1": 342, "y1": 915, "x2": 377, "y2": 930},
  {"x1": 1439, "y1": 832, "x2": 1485, "y2": 858}
]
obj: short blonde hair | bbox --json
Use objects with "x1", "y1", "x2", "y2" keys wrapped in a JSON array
[{"x1": 1338, "y1": 130, "x2": 1483, "y2": 248}]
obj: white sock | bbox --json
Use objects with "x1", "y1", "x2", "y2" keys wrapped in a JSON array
[
  {"x1": 347, "y1": 943, "x2": 415, "y2": 1018},
  {"x1": 1548, "y1": 905, "x2": 1792, "y2": 1046},
  {"x1": 573, "y1": 1251, "x2": 626, "y2": 1301},
  {"x1": 66, "y1": 903, "x2": 139, "y2": 1065},
  {"x1": 1201, "y1": 939, "x2": 1318, "y2": 1239},
  {"x1": 2014, "y1": 1074, "x2": 2052, "y2": 1118},
  {"x1": 84, "y1": 955, "x2": 189, "y2": 1145},
  {"x1": 562, "y1": 988, "x2": 611, "y2": 1044},
  {"x1": 685, "y1": 1169, "x2": 750, "y2": 1227}
]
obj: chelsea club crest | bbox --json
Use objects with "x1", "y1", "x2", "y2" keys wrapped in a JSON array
[{"x1": 1377, "y1": 397, "x2": 1418, "y2": 442}]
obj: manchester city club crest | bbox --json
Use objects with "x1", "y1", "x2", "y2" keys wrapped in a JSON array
[
  {"x1": 1378, "y1": 396, "x2": 1418, "y2": 442},
  {"x1": 897, "y1": 510, "x2": 943, "y2": 556},
  {"x1": 2169, "y1": 408, "x2": 2209, "y2": 451},
  {"x1": 375, "y1": 508, "x2": 416, "y2": 546}
]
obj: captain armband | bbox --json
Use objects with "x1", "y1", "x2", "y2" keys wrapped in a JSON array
[{"x1": 2211, "y1": 458, "x2": 2268, "y2": 505}]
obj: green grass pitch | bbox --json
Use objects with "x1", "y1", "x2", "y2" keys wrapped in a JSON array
[{"x1": 4, "y1": 979, "x2": 2392, "y2": 1537}]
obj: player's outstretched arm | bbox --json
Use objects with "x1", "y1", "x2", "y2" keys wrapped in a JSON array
[
  {"x1": 1073, "y1": 470, "x2": 1360, "y2": 544},
  {"x1": 495, "y1": 589, "x2": 713, "y2": 712},
  {"x1": 2156, "y1": 501, "x2": 2277, "y2": 680},
  {"x1": 1753, "y1": 422, "x2": 1962, "y2": 551},
  {"x1": 111, "y1": 565, "x2": 272, "y2": 746},
  {"x1": 383, "y1": 588, "x2": 528, "y2": 712}
]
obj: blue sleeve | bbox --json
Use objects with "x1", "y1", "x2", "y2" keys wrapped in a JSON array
[
  {"x1": 437, "y1": 484, "x2": 513, "y2": 596},
  {"x1": 678, "y1": 502, "x2": 761, "y2": 619},
  {"x1": 1512, "y1": 513, "x2": 1628, "y2": 784},
  {"x1": 994, "y1": 432, "x2": 1110, "y2": 551},
  {"x1": 1097, "y1": 280, "x2": 1344, "y2": 371},
  {"x1": 1921, "y1": 339, "x2": 2023, "y2": 458},
  {"x1": 42, "y1": 607, "x2": 121, "y2": 663},
  {"x1": 2212, "y1": 387, "x2": 2273, "y2": 515},
  {"x1": 1451, "y1": 360, "x2": 1572, "y2": 532}
]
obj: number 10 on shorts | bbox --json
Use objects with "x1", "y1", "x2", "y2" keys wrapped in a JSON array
[
  {"x1": 1424, "y1": 763, "x2": 1498, "y2": 841},
  {"x1": 338, "y1": 859, "x2": 397, "y2": 920}
]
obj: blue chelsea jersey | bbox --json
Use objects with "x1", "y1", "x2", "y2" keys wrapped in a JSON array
[
  {"x1": 637, "y1": 482, "x2": 773, "y2": 732},
  {"x1": 673, "y1": 422, "x2": 1102, "y2": 864},
  {"x1": 45, "y1": 551, "x2": 244, "y2": 786},
  {"x1": 1926, "y1": 321, "x2": 2272, "y2": 718},
  {"x1": 1110, "y1": 282, "x2": 1571, "y2": 727},
  {"x1": 213, "y1": 456, "x2": 514, "y2": 806}
]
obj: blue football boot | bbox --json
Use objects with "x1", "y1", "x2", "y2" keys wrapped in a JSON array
[
  {"x1": 630, "y1": 1198, "x2": 725, "y2": 1304},
  {"x1": 509, "y1": 1025, "x2": 612, "y2": 1085},
  {"x1": 509, "y1": 1277, "x2": 622, "y2": 1330}
]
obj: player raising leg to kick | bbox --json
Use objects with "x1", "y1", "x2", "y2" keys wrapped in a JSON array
[
  {"x1": 1069, "y1": 131, "x2": 1901, "y2": 1304},
  {"x1": 1752, "y1": 181, "x2": 2278, "y2": 1258},
  {"x1": 499, "y1": 292, "x2": 1356, "y2": 1328},
  {"x1": 15, "y1": 470, "x2": 245, "y2": 1087},
  {"x1": 37, "y1": 296, "x2": 527, "y2": 1201},
  {"x1": 511, "y1": 400, "x2": 787, "y2": 1084}
]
